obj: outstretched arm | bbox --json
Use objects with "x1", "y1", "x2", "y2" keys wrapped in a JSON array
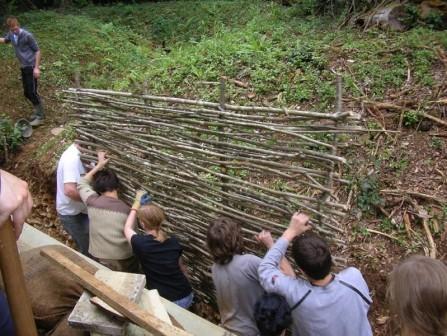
[
  {"x1": 124, "y1": 209, "x2": 138, "y2": 243},
  {"x1": 77, "y1": 151, "x2": 109, "y2": 204},
  {"x1": 256, "y1": 230, "x2": 296, "y2": 277},
  {"x1": 84, "y1": 151, "x2": 109, "y2": 182},
  {"x1": 124, "y1": 190, "x2": 146, "y2": 243},
  {"x1": 258, "y1": 213, "x2": 311, "y2": 296}
]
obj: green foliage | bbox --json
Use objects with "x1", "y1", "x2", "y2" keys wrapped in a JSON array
[
  {"x1": 0, "y1": 1, "x2": 443, "y2": 109},
  {"x1": 0, "y1": 115, "x2": 22, "y2": 163},
  {"x1": 402, "y1": 4, "x2": 447, "y2": 30},
  {"x1": 357, "y1": 175, "x2": 384, "y2": 214},
  {"x1": 403, "y1": 110, "x2": 421, "y2": 127},
  {"x1": 430, "y1": 137, "x2": 443, "y2": 150},
  {"x1": 389, "y1": 157, "x2": 408, "y2": 173}
]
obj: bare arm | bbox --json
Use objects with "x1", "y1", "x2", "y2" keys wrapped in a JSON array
[
  {"x1": 33, "y1": 50, "x2": 41, "y2": 79},
  {"x1": 179, "y1": 257, "x2": 189, "y2": 279},
  {"x1": 256, "y1": 230, "x2": 296, "y2": 278},
  {"x1": 124, "y1": 209, "x2": 138, "y2": 243},
  {"x1": 0, "y1": 38, "x2": 6, "y2": 44},
  {"x1": 64, "y1": 182, "x2": 82, "y2": 202},
  {"x1": 124, "y1": 190, "x2": 147, "y2": 243},
  {"x1": 84, "y1": 151, "x2": 108, "y2": 182}
]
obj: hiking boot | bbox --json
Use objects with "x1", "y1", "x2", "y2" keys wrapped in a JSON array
[
  {"x1": 29, "y1": 116, "x2": 44, "y2": 126},
  {"x1": 30, "y1": 103, "x2": 45, "y2": 126}
]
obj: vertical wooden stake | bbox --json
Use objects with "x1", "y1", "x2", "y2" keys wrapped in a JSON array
[
  {"x1": 0, "y1": 220, "x2": 38, "y2": 336},
  {"x1": 218, "y1": 78, "x2": 229, "y2": 204}
]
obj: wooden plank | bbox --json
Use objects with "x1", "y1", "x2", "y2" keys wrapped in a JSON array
[
  {"x1": 18, "y1": 226, "x2": 232, "y2": 336},
  {"x1": 69, "y1": 270, "x2": 146, "y2": 335},
  {"x1": 127, "y1": 290, "x2": 173, "y2": 336},
  {"x1": 40, "y1": 247, "x2": 193, "y2": 336}
]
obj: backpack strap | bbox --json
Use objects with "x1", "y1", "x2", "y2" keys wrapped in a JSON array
[
  {"x1": 290, "y1": 289, "x2": 312, "y2": 311},
  {"x1": 339, "y1": 280, "x2": 372, "y2": 305}
]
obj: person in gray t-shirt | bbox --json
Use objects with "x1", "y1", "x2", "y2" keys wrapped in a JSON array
[
  {"x1": 258, "y1": 213, "x2": 373, "y2": 336},
  {"x1": 0, "y1": 16, "x2": 44, "y2": 126},
  {"x1": 206, "y1": 217, "x2": 295, "y2": 336}
]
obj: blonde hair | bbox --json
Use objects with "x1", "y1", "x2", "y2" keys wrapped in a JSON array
[
  {"x1": 137, "y1": 204, "x2": 167, "y2": 242},
  {"x1": 6, "y1": 16, "x2": 19, "y2": 28},
  {"x1": 388, "y1": 255, "x2": 447, "y2": 336}
]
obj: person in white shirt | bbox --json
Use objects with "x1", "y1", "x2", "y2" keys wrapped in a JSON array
[{"x1": 56, "y1": 143, "x2": 89, "y2": 255}]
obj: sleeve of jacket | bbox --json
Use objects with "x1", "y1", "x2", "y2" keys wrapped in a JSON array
[
  {"x1": 258, "y1": 238, "x2": 301, "y2": 299},
  {"x1": 3, "y1": 32, "x2": 11, "y2": 43},
  {"x1": 26, "y1": 32, "x2": 39, "y2": 51},
  {"x1": 77, "y1": 176, "x2": 97, "y2": 205}
]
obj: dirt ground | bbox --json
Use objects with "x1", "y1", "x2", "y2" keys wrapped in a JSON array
[{"x1": 2, "y1": 61, "x2": 447, "y2": 335}]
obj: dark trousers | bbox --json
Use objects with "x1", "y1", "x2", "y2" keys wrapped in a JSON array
[
  {"x1": 0, "y1": 291, "x2": 14, "y2": 336},
  {"x1": 21, "y1": 66, "x2": 41, "y2": 106}
]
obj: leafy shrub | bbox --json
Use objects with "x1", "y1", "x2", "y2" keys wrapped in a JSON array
[
  {"x1": 403, "y1": 110, "x2": 421, "y2": 127},
  {"x1": 357, "y1": 175, "x2": 384, "y2": 214},
  {"x1": 0, "y1": 115, "x2": 22, "y2": 164}
]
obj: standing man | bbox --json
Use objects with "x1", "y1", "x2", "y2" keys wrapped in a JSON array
[
  {"x1": 0, "y1": 16, "x2": 44, "y2": 126},
  {"x1": 56, "y1": 143, "x2": 90, "y2": 256}
]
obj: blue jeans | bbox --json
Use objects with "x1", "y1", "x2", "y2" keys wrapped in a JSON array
[
  {"x1": 174, "y1": 292, "x2": 194, "y2": 309},
  {"x1": 0, "y1": 291, "x2": 14, "y2": 336},
  {"x1": 59, "y1": 213, "x2": 90, "y2": 256}
]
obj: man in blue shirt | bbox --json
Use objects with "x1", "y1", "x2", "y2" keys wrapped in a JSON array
[{"x1": 0, "y1": 16, "x2": 44, "y2": 126}]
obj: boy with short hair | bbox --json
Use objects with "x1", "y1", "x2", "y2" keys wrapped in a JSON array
[
  {"x1": 0, "y1": 16, "x2": 44, "y2": 125},
  {"x1": 258, "y1": 213, "x2": 373, "y2": 336}
]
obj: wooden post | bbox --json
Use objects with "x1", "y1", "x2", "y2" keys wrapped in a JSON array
[
  {"x1": 0, "y1": 220, "x2": 38, "y2": 336},
  {"x1": 218, "y1": 78, "x2": 229, "y2": 202}
]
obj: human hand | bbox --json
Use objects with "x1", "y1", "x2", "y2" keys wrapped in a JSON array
[
  {"x1": 96, "y1": 151, "x2": 109, "y2": 169},
  {"x1": 0, "y1": 170, "x2": 33, "y2": 240},
  {"x1": 282, "y1": 212, "x2": 311, "y2": 242},
  {"x1": 132, "y1": 190, "x2": 147, "y2": 210},
  {"x1": 33, "y1": 67, "x2": 40, "y2": 79},
  {"x1": 255, "y1": 230, "x2": 274, "y2": 249}
]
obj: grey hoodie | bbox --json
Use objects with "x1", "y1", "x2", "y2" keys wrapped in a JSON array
[{"x1": 4, "y1": 28, "x2": 39, "y2": 67}]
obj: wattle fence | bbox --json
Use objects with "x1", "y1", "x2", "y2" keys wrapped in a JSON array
[{"x1": 65, "y1": 84, "x2": 362, "y2": 303}]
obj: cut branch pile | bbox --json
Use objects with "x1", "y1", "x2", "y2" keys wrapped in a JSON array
[{"x1": 65, "y1": 87, "x2": 362, "y2": 303}]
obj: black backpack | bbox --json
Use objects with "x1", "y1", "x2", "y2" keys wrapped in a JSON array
[
  {"x1": 253, "y1": 280, "x2": 371, "y2": 336},
  {"x1": 254, "y1": 291, "x2": 311, "y2": 336}
]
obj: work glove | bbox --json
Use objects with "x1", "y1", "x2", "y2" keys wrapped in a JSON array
[{"x1": 132, "y1": 190, "x2": 147, "y2": 210}]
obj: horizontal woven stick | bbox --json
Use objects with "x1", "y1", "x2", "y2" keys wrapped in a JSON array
[
  {"x1": 72, "y1": 105, "x2": 340, "y2": 151},
  {"x1": 65, "y1": 88, "x2": 361, "y2": 120},
  {"x1": 78, "y1": 134, "x2": 348, "y2": 215}
]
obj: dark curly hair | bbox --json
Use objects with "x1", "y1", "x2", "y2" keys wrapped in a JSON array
[
  {"x1": 206, "y1": 216, "x2": 244, "y2": 265},
  {"x1": 291, "y1": 232, "x2": 332, "y2": 280},
  {"x1": 92, "y1": 168, "x2": 120, "y2": 195},
  {"x1": 254, "y1": 293, "x2": 292, "y2": 336}
]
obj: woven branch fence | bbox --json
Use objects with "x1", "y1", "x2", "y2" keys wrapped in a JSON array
[{"x1": 65, "y1": 83, "x2": 362, "y2": 304}]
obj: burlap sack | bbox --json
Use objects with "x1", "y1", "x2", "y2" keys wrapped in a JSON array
[{"x1": 0, "y1": 245, "x2": 98, "y2": 333}]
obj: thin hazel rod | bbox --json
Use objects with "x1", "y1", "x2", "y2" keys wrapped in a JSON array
[{"x1": 65, "y1": 88, "x2": 361, "y2": 120}]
